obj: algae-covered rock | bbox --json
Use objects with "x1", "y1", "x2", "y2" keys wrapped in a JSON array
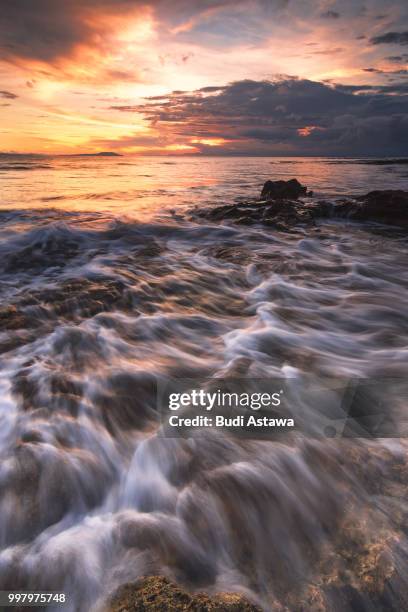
[{"x1": 109, "y1": 576, "x2": 262, "y2": 611}]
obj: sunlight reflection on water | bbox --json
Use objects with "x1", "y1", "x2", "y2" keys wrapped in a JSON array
[{"x1": 0, "y1": 155, "x2": 407, "y2": 219}]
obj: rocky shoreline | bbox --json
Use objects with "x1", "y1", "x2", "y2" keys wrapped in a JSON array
[
  {"x1": 193, "y1": 179, "x2": 408, "y2": 233},
  {"x1": 109, "y1": 576, "x2": 262, "y2": 611}
]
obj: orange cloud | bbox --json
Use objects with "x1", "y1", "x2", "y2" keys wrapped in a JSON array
[
  {"x1": 191, "y1": 138, "x2": 230, "y2": 146},
  {"x1": 297, "y1": 125, "x2": 322, "y2": 137},
  {"x1": 0, "y1": 2, "x2": 155, "y2": 85}
]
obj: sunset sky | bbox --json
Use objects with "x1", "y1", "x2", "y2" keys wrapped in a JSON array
[{"x1": 0, "y1": 0, "x2": 407, "y2": 155}]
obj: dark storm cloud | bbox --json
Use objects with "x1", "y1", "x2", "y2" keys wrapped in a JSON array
[
  {"x1": 370, "y1": 31, "x2": 408, "y2": 45},
  {"x1": 116, "y1": 77, "x2": 408, "y2": 155},
  {"x1": 0, "y1": 90, "x2": 17, "y2": 99}
]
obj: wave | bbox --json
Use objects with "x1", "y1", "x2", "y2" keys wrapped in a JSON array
[
  {"x1": 0, "y1": 204, "x2": 407, "y2": 610},
  {"x1": 329, "y1": 158, "x2": 408, "y2": 165},
  {"x1": 0, "y1": 164, "x2": 51, "y2": 171}
]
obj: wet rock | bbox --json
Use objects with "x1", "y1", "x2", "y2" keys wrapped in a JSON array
[
  {"x1": 137, "y1": 238, "x2": 163, "y2": 258},
  {"x1": 1, "y1": 434, "x2": 117, "y2": 549},
  {"x1": 262, "y1": 199, "x2": 314, "y2": 230},
  {"x1": 0, "y1": 305, "x2": 33, "y2": 331},
  {"x1": 261, "y1": 178, "x2": 308, "y2": 200},
  {"x1": 94, "y1": 371, "x2": 157, "y2": 434},
  {"x1": 355, "y1": 190, "x2": 408, "y2": 226},
  {"x1": 192, "y1": 178, "x2": 312, "y2": 231},
  {"x1": 196, "y1": 199, "x2": 314, "y2": 232},
  {"x1": 202, "y1": 203, "x2": 255, "y2": 222},
  {"x1": 3, "y1": 277, "x2": 131, "y2": 332},
  {"x1": 313, "y1": 190, "x2": 408, "y2": 228},
  {"x1": 202, "y1": 245, "x2": 254, "y2": 265},
  {"x1": 117, "y1": 514, "x2": 216, "y2": 584},
  {"x1": 194, "y1": 185, "x2": 408, "y2": 233},
  {"x1": 356, "y1": 189, "x2": 407, "y2": 210},
  {"x1": 109, "y1": 576, "x2": 261, "y2": 611},
  {"x1": 34, "y1": 277, "x2": 130, "y2": 318},
  {"x1": 4, "y1": 235, "x2": 80, "y2": 273}
]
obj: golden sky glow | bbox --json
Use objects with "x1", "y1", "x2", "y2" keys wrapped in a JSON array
[{"x1": 0, "y1": 0, "x2": 407, "y2": 155}]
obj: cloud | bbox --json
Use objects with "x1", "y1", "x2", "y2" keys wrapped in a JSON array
[
  {"x1": 0, "y1": 0, "x2": 155, "y2": 84},
  {"x1": 0, "y1": 0, "x2": 287, "y2": 65},
  {"x1": 0, "y1": 89, "x2": 17, "y2": 99},
  {"x1": 2, "y1": 0, "x2": 408, "y2": 154},
  {"x1": 369, "y1": 83, "x2": 408, "y2": 93},
  {"x1": 109, "y1": 105, "x2": 140, "y2": 112},
  {"x1": 0, "y1": 1, "x2": 139, "y2": 63},
  {"x1": 336, "y1": 82, "x2": 408, "y2": 94},
  {"x1": 370, "y1": 31, "x2": 408, "y2": 45},
  {"x1": 363, "y1": 67, "x2": 408, "y2": 76},
  {"x1": 320, "y1": 10, "x2": 340, "y2": 19},
  {"x1": 112, "y1": 77, "x2": 408, "y2": 155},
  {"x1": 0, "y1": 1, "x2": 407, "y2": 90},
  {"x1": 385, "y1": 55, "x2": 407, "y2": 62}
]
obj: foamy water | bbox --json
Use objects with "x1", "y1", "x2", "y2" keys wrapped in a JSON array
[{"x1": 0, "y1": 156, "x2": 407, "y2": 611}]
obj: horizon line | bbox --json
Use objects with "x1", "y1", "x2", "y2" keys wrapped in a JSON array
[{"x1": 1, "y1": 151, "x2": 408, "y2": 159}]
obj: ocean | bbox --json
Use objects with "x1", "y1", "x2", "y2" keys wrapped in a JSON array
[{"x1": 0, "y1": 155, "x2": 407, "y2": 610}]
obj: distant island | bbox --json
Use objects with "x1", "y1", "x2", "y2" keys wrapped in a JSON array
[{"x1": 72, "y1": 152, "x2": 122, "y2": 157}]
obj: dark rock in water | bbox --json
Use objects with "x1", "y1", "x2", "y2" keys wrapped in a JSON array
[
  {"x1": 196, "y1": 198, "x2": 314, "y2": 232},
  {"x1": 313, "y1": 190, "x2": 408, "y2": 228},
  {"x1": 261, "y1": 178, "x2": 308, "y2": 200},
  {"x1": 193, "y1": 183, "x2": 408, "y2": 234},
  {"x1": 262, "y1": 199, "x2": 314, "y2": 228},
  {"x1": 192, "y1": 178, "x2": 312, "y2": 231},
  {"x1": 356, "y1": 190, "x2": 408, "y2": 225},
  {"x1": 109, "y1": 576, "x2": 261, "y2": 611}
]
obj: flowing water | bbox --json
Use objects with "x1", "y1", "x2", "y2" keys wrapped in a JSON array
[{"x1": 0, "y1": 155, "x2": 407, "y2": 611}]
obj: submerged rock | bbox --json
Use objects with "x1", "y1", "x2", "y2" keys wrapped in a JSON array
[
  {"x1": 4, "y1": 235, "x2": 80, "y2": 274},
  {"x1": 0, "y1": 305, "x2": 32, "y2": 331},
  {"x1": 261, "y1": 178, "x2": 308, "y2": 200},
  {"x1": 109, "y1": 576, "x2": 261, "y2": 611},
  {"x1": 0, "y1": 277, "x2": 132, "y2": 355}
]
